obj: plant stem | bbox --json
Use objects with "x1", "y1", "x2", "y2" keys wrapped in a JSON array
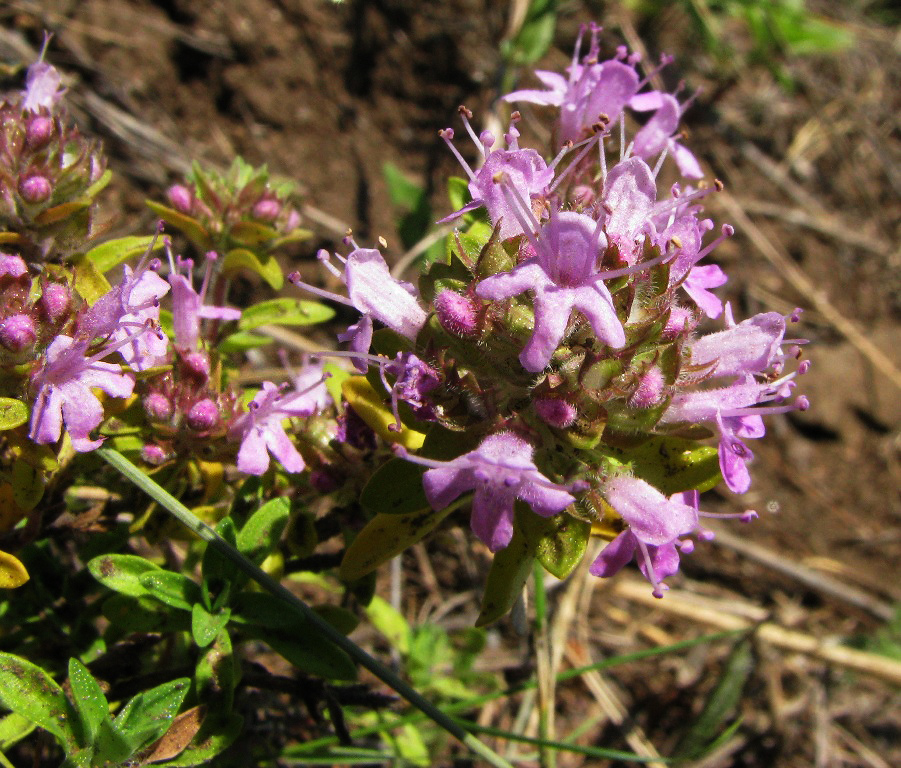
[
  {"x1": 533, "y1": 560, "x2": 556, "y2": 768},
  {"x1": 98, "y1": 448, "x2": 515, "y2": 768}
]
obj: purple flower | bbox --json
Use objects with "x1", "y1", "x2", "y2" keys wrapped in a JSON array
[
  {"x1": 476, "y1": 210, "x2": 626, "y2": 372},
  {"x1": 22, "y1": 59, "x2": 65, "y2": 113},
  {"x1": 504, "y1": 25, "x2": 646, "y2": 143},
  {"x1": 229, "y1": 382, "x2": 307, "y2": 475},
  {"x1": 631, "y1": 94, "x2": 703, "y2": 179},
  {"x1": 29, "y1": 335, "x2": 135, "y2": 452},
  {"x1": 439, "y1": 115, "x2": 555, "y2": 240},
  {"x1": 399, "y1": 432, "x2": 579, "y2": 552},
  {"x1": 383, "y1": 352, "x2": 440, "y2": 426},
  {"x1": 589, "y1": 477, "x2": 698, "y2": 596},
  {"x1": 168, "y1": 253, "x2": 241, "y2": 352},
  {"x1": 602, "y1": 157, "x2": 658, "y2": 265},
  {"x1": 688, "y1": 310, "x2": 786, "y2": 379}
]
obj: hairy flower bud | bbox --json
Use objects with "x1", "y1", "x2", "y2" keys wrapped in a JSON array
[
  {"x1": 141, "y1": 443, "x2": 169, "y2": 465},
  {"x1": 0, "y1": 253, "x2": 28, "y2": 280},
  {"x1": 182, "y1": 351, "x2": 210, "y2": 381},
  {"x1": 0, "y1": 313, "x2": 37, "y2": 351},
  {"x1": 19, "y1": 175, "x2": 52, "y2": 204},
  {"x1": 186, "y1": 398, "x2": 219, "y2": 431},
  {"x1": 25, "y1": 115, "x2": 54, "y2": 149},
  {"x1": 143, "y1": 393, "x2": 174, "y2": 423},
  {"x1": 628, "y1": 367, "x2": 666, "y2": 409},
  {"x1": 39, "y1": 282, "x2": 70, "y2": 324},
  {"x1": 535, "y1": 397, "x2": 578, "y2": 428},
  {"x1": 434, "y1": 289, "x2": 480, "y2": 338}
]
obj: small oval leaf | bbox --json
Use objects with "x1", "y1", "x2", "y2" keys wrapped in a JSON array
[
  {"x1": 0, "y1": 398, "x2": 28, "y2": 431},
  {"x1": 238, "y1": 298, "x2": 335, "y2": 330}
]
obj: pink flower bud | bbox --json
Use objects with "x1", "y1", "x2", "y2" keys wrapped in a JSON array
[
  {"x1": 167, "y1": 184, "x2": 194, "y2": 214},
  {"x1": 0, "y1": 313, "x2": 37, "y2": 351},
  {"x1": 252, "y1": 198, "x2": 281, "y2": 221},
  {"x1": 628, "y1": 367, "x2": 666, "y2": 409},
  {"x1": 0, "y1": 253, "x2": 28, "y2": 279},
  {"x1": 534, "y1": 397, "x2": 578, "y2": 428},
  {"x1": 141, "y1": 444, "x2": 169, "y2": 465},
  {"x1": 186, "y1": 398, "x2": 219, "y2": 431},
  {"x1": 143, "y1": 393, "x2": 174, "y2": 422},
  {"x1": 182, "y1": 351, "x2": 210, "y2": 381},
  {"x1": 661, "y1": 306, "x2": 696, "y2": 340},
  {"x1": 39, "y1": 282, "x2": 70, "y2": 323},
  {"x1": 434, "y1": 289, "x2": 480, "y2": 338},
  {"x1": 19, "y1": 175, "x2": 52, "y2": 204},
  {"x1": 25, "y1": 116, "x2": 54, "y2": 149}
]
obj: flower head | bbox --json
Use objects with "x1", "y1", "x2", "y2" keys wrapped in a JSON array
[{"x1": 229, "y1": 381, "x2": 308, "y2": 475}]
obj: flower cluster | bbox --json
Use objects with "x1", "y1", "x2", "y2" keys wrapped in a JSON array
[{"x1": 288, "y1": 25, "x2": 808, "y2": 597}]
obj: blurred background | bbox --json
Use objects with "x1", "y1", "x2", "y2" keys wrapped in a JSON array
[{"x1": 1, "y1": 1, "x2": 898, "y2": 765}]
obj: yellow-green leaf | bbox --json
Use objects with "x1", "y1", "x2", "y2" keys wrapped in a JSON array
[
  {"x1": 341, "y1": 376, "x2": 425, "y2": 450},
  {"x1": 33, "y1": 199, "x2": 91, "y2": 226},
  {"x1": 628, "y1": 436, "x2": 722, "y2": 494},
  {"x1": 83, "y1": 235, "x2": 164, "y2": 274},
  {"x1": 222, "y1": 247, "x2": 283, "y2": 290},
  {"x1": 238, "y1": 298, "x2": 334, "y2": 330},
  {"x1": 0, "y1": 551, "x2": 29, "y2": 588},
  {"x1": 0, "y1": 398, "x2": 28, "y2": 431},
  {"x1": 11, "y1": 459, "x2": 43, "y2": 512},
  {"x1": 74, "y1": 258, "x2": 111, "y2": 305},
  {"x1": 339, "y1": 507, "x2": 454, "y2": 581},
  {"x1": 146, "y1": 200, "x2": 212, "y2": 251}
]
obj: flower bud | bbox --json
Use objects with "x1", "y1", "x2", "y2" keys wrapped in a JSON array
[
  {"x1": 167, "y1": 184, "x2": 194, "y2": 214},
  {"x1": 186, "y1": 398, "x2": 219, "y2": 431},
  {"x1": 182, "y1": 351, "x2": 210, "y2": 381},
  {"x1": 661, "y1": 306, "x2": 696, "y2": 340},
  {"x1": 25, "y1": 116, "x2": 54, "y2": 149},
  {"x1": 535, "y1": 397, "x2": 578, "y2": 428},
  {"x1": 434, "y1": 289, "x2": 480, "y2": 338},
  {"x1": 628, "y1": 367, "x2": 666, "y2": 409},
  {"x1": 0, "y1": 253, "x2": 28, "y2": 279},
  {"x1": 19, "y1": 175, "x2": 52, "y2": 204},
  {"x1": 0, "y1": 313, "x2": 36, "y2": 351},
  {"x1": 252, "y1": 198, "x2": 281, "y2": 221},
  {"x1": 39, "y1": 282, "x2": 70, "y2": 323},
  {"x1": 143, "y1": 393, "x2": 174, "y2": 422},
  {"x1": 141, "y1": 444, "x2": 169, "y2": 465}
]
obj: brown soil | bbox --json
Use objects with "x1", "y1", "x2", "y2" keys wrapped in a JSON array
[{"x1": 1, "y1": 1, "x2": 898, "y2": 766}]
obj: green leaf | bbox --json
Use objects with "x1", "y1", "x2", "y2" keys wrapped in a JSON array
[
  {"x1": 149, "y1": 713, "x2": 243, "y2": 767},
  {"x1": 230, "y1": 219, "x2": 279, "y2": 246},
  {"x1": 339, "y1": 506, "x2": 455, "y2": 581},
  {"x1": 195, "y1": 630, "x2": 236, "y2": 711},
  {"x1": 146, "y1": 200, "x2": 212, "y2": 252},
  {"x1": 101, "y1": 595, "x2": 191, "y2": 633},
  {"x1": 87, "y1": 554, "x2": 162, "y2": 597},
  {"x1": 191, "y1": 604, "x2": 231, "y2": 648},
  {"x1": 521, "y1": 512, "x2": 590, "y2": 580},
  {"x1": 73, "y1": 258, "x2": 111, "y2": 305},
  {"x1": 446, "y1": 176, "x2": 470, "y2": 214},
  {"x1": 238, "y1": 298, "x2": 335, "y2": 330},
  {"x1": 83, "y1": 235, "x2": 164, "y2": 274},
  {"x1": 111, "y1": 678, "x2": 190, "y2": 753},
  {"x1": 476, "y1": 511, "x2": 535, "y2": 627},
  {"x1": 222, "y1": 247, "x2": 283, "y2": 290},
  {"x1": 237, "y1": 497, "x2": 289, "y2": 563},
  {"x1": 202, "y1": 517, "x2": 238, "y2": 583},
  {"x1": 502, "y1": 0, "x2": 558, "y2": 65},
  {"x1": 11, "y1": 458, "x2": 44, "y2": 512},
  {"x1": 360, "y1": 458, "x2": 428, "y2": 515},
  {"x1": 365, "y1": 596, "x2": 411, "y2": 654},
  {"x1": 68, "y1": 658, "x2": 109, "y2": 748},
  {"x1": 674, "y1": 638, "x2": 754, "y2": 758},
  {"x1": 0, "y1": 398, "x2": 28, "y2": 431},
  {"x1": 628, "y1": 436, "x2": 722, "y2": 494},
  {"x1": 0, "y1": 652, "x2": 74, "y2": 745},
  {"x1": 139, "y1": 571, "x2": 202, "y2": 611},
  {"x1": 0, "y1": 712, "x2": 35, "y2": 751},
  {"x1": 217, "y1": 330, "x2": 273, "y2": 353}
]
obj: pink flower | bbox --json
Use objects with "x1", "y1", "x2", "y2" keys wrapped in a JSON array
[
  {"x1": 398, "y1": 432, "x2": 580, "y2": 552},
  {"x1": 229, "y1": 382, "x2": 309, "y2": 475},
  {"x1": 29, "y1": 335, "x2": 135, "y2": 452},
  {"x1": 167, "y1": 252, "x2": 240, "y2": 352}
]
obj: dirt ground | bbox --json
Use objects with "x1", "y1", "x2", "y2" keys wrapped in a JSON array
[{"x1": 1, "y1": 1, "x2": 898, "y2": 766}]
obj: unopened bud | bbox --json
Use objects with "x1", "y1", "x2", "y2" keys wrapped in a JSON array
[
  {"x1": 535, "y1": 398, "x2": 578, "y2": 429},
  {"x1": 186, "y1": 398, "x2": 219, "y2": 431},
  {"x1": 19, "y1": 175, "x2": 52, "y2": 204},
  {"x1": 252, "y1": 198, "x2": 281, "y2": 221},
  {"x1": 25, "y1": 116, "x2": 54, "y2": 149},
  {"x1": 0, "y1": 253, "x2": 28, "y2": 279},
  {"x1": 167, "y1": 184, "x2": 193, "y2": 214},
  {"x1": 434, "y1": 289, "x2": 480, "y2": 338},
  {"x1": 628, "y1": 367, "x2": 666, "y2": 409},
  {"x1": 0, "y1": 314, "x2": 36, "y2": 351},
  {"x1": 143, "y1": 393, "x2": 173, "y2": 422},
  {"x1": 182, "y1": 351, "x2": 210, "y2": 381},
  {"x1": 661, "y1": 306, "x2": 695, "y2": 340},
  {"x1": 141, "y1": 444, "x2": 169, "y2": 466},
  {"x1": 39, "y1": 282, "x2": 70, "y2": 323}
]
